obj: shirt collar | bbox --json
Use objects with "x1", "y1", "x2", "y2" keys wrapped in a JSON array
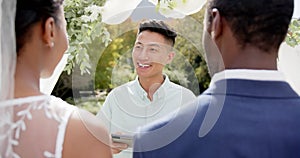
[
  {"x1": 133, "y1": 75, "x2": 171, "y2": 101},
  {"x1": 210, "y1": 69, "x2": 287, "y2": 87}
]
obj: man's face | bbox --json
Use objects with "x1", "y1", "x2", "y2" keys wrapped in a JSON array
[{"x1": 132, "y1": 30, "x2": 174, "y2": 79}]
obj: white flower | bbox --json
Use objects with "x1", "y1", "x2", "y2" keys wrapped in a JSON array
[
  {"x1": 148, "y1": 0, "x2": 206, "y2": 19},
  {"x1": 81, "y1": 5, "x2": 103, "y2": 22}
]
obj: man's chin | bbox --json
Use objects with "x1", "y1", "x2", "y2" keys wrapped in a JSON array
[
  {"x1": 136, "y1": 72, "x2": 150, "y2": 78},
  {"x1": 136, "y1": 70, "x2": 155, "y2": 79}
]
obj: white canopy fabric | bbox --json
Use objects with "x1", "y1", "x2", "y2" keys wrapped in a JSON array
[
  {"x1": 101, "y1": 0, "x2": 142, "y2": 25},
  {"x1": 101, "y1": 0, "x2": 205, "y2": 24},
  {"x1": 278, "y1": 43, "x2": 300, "y2": 95},
  {"x1": 40, "y1": 54, "x2": 69, "y2": 95},
  {"x1": 294, "y1": 0, "x2": 300, "y2": 18},
  {"x1": 101, "y1": 0, "x2": 299, "y2": 24}
]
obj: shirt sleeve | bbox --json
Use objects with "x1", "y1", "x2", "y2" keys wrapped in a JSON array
[{"x1": 96, "y1": 92, "x2": 113, "y2": 132}]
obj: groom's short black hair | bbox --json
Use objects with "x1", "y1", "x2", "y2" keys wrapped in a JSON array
[{"x1": 207, "y1": 0, "x2": 294, "y2": 52}]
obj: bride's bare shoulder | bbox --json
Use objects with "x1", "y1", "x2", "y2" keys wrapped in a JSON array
[{"x1": 63, "y1": 108, "x2": 112, "y2": 158}]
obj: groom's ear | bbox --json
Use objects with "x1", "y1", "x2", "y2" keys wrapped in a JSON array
[
  {"x1": 211, "y1": 8, "x2": 222, "y2": 40},
  {"x1": 42, "y1": 17, "x2": 56, "y2": 47},
  {"x1": 165, "y1": 51, "x2": 175, "y2": 64}
]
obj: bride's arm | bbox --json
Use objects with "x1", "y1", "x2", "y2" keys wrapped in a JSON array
[{"x1": 62, "y1": 109, "x2": 113, "y2": 158}]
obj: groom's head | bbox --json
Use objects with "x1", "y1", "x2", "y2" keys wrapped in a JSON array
[
  {"x1": 202, "y1": 0, "x2": 294, "y2": 75},
  {"x1": 205, "y1": 0, "x2": 294, "y2": 52}
]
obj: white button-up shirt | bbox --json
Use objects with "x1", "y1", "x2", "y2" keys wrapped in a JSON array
[
  {"x1": 96, "y1": 75, "x2": 196, "y2": 158},
  {"x1": 97, "y1": 75, "x2": 196, "y2": 134}
]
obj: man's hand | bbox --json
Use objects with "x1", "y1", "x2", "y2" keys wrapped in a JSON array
[{"x1": 112, "y1": 142, "x2": 129, "y2": 154}]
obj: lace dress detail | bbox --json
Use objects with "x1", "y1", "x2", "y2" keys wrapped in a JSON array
[{"x1": 0, "y1": 95, "x2": 76, "y2": 158}]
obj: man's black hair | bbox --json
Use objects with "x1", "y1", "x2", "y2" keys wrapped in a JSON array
[
  {"x1": 138, "y1": 19, "x2": 177, "y2": 46},
  {"x1": 207, "y1": 0, "x2": 294, "y2": 52}
]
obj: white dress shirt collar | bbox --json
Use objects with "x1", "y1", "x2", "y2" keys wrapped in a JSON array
[
  {"x1": 210, "y1": 69, "x2": 287, "y2": 87},
  {"x1": 133, "y1": 75, "x2": 171, "y2": 102}
]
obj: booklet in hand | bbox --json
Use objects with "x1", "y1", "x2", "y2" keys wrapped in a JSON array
[{"x1": 111, "y1": 133, "x2": 134, "y2": 148}]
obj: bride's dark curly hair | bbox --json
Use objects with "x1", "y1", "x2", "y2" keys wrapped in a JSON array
[{"x1": 15, "y1": 0, "x2": 64, "y2": 53}]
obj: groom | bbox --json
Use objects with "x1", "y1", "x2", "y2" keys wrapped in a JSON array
[{"x1": 133, "y1": 0, "x2": 300, "y2": 157}]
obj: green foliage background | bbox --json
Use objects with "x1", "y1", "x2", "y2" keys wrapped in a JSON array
[
  {"x1": 53, "y1": 0, "x2": 300, "y2": 114},
  {"x1": 286, "y1": 19, "x2": 300, "y2": 47}
]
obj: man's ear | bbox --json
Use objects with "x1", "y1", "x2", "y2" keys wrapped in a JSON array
[
  {"x1": 166, "y1": 51, "x2": 175, "y2": 64},
  {"x1": 211, "y1": 8, "x2": 222, "y2": 40},
  {"x1": 43, "y1": 17, "x2": 55, "y2": 48}
]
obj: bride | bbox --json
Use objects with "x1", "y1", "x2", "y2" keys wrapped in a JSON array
[{"x1": 0, "y1": 0, "x2": 112, "y2": 157}]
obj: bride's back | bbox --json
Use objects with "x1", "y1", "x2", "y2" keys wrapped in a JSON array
[
  {"x1": 2, "y1": 95, "x2": 112, "y2": 158},
  {"x1": 9, "y1": 96, "x2": 74, "y2": 157},
  {"x1": 0, "y1": 0, "x2": 113, "y2": 157}
]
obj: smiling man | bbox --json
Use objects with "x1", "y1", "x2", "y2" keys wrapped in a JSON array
[
  {"x1": 133, "y1": 0, "x2": 300, "y2": 158},
  {"x1": 96, "y1": 19, "x2": 196, "y2": 158}
]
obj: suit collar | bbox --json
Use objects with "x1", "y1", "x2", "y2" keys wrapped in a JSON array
[
  {"x1": 210, "y1": 69, "x2": 287, "y2": 87},
  {"x1": 206, "y1": 70, "x2": 298, "y2": 98}
]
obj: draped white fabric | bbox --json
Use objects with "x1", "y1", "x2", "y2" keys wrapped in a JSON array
[
  {"x1": 40, "y1": 54, "x2": 69, "y2": 95},
  {"x1": 0, "y1": 0, "x2": 17, "y2": 157},
  {"x1": 101, "y1": 0, "x2": 206, "y2": 24},
  {"x1": 278, "y1": 43, "x2": 300, "y2": 95},
  {"x1": 0, "y1": 0, "x2": 16, "y2": 100}
]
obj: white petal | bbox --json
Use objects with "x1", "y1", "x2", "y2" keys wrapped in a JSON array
[
  {"x1": 20, "y1": 121, "x2": 26, "y2": 131},
  {"x1": 16, "y1": 110, "x2": 27, "y2": 117},
  {"x1": 26, "y1": 112, "x2": 32, "y2": 120},
  {"x1": 44, "y1": 151, "x2": 55, "y2": 158},
  {"x1": 15, "y1": 127, "x2": 20, "y2": 139},
  {"x1": 12, "y1": 153, "x2": 21, "y2": 158},
  {"x1": 11, "y1": 139, "x2": 19, "y2": 146}
]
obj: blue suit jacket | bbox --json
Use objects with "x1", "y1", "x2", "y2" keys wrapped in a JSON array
[{"x1": 133, "y1": 79, "x2": 300, "y2": 158}]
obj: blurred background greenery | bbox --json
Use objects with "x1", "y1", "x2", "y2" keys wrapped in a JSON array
[{"x1": 52, "y1": 0, "x2": 300, "y2": 114}]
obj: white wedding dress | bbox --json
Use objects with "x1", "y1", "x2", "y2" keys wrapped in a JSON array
[
  {"x1": 0, "y1": 95, "x2": 76, "y2": 158},
  {"x1": 0, "y1": 0, "x2": 78, "y2": 157}
]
